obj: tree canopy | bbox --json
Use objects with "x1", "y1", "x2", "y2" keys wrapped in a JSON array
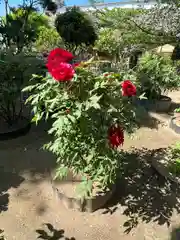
[
  {"x1": 0, "y1": 7, "x2": 49, "y2": 51},
  {"x1": 55, "y1": 7, "x2": 98, "y2": 47},
  {"x1": 94, "y1": 4, "x2": 180, "y2": 58}
]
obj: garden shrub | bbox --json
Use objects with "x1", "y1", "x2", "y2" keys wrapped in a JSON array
[
  {"x1": 23, "y1": 48, "x2": 139, "y2": 198},
  {"x1": 55, "y1": 7, "x2": 97, "y2": 47},
  {"x1": 135, "y1": 52, "x2": 180, "y2": 99},
  {"x1": 35, "y1": 26, "x2": 63, "y2": 53},
  {"x1": 0, "y1": 49, "x2": 44, "y2": 125},
  {"x1": 94, "y1": 28, "x2": 122, "y2": 59}
]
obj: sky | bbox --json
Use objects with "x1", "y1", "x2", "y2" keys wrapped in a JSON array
[{"x1": 0, "y1": 0, "x2": 122, "y2": 16}]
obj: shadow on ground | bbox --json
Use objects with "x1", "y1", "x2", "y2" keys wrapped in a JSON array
[
  {"x1": 36, "y1": 223, "x2": 76, "y2": 240},
  {"x1": 103, "y1": 148, "x2": 180, "y2": 233},
  {"x1": 0, "y1": 121, "x2": 56, "y2": 176},
  {"x1": 0, "y1": 229, "x2": 5, "y2": 240},
  {"x1": 170, "y1": 225, "x2": 180, "y2": 240},
  {"x1": 0, "y1": 121, "x2": 56, "y2": 213},
  {"x1": 0, "y1": 168, "x2": 24, "y2": 213}
]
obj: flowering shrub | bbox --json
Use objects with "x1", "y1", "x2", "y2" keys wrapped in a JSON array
[{"x1": 23, "y1": 48, "x2": 139, "y2": 198}]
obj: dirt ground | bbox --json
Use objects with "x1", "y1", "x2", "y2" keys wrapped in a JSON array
[{"x1": 0, "y1": 91, "x2": 180, "y2": 240}]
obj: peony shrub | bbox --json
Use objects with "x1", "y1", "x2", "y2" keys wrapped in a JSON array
[{"x1": 23, "y1": 48, "x2": 139, "y2": 198}]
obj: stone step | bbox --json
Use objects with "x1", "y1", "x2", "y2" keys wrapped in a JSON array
[
  {"x1": 149, "y1": 111, "x2": 180, "y2": 136},
  {"x1": 149, "y1": 111, "x2": 173, "y2": 125}
]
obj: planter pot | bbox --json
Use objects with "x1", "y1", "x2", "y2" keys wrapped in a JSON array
[
  {"x1": 51, "y1": 171, "x2": 115, "y2": 212},
  {"x1": 0, "y1": 116, "x2": 31, "y2": 141},
  {"x1": 169, "y1": 116, "x2": 180, "y2": 134},
  {"x1": 136, "y1": 95, "x2": 172, "y2": 113}
]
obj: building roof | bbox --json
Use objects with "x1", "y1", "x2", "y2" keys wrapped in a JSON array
[{"x1": 57, "y1": 1, "x2": 157, "y2": 13}]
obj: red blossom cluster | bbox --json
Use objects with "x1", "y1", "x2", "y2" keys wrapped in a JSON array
[
  {"x1": 46, "y1": 48, "x2": 137, "y2": 149},
  {"x1": 108, "y1": 80, "x2": 136, "y2": 148},
  {"x1": 46, "y1": 48, "x2": 79, "y2": 82}
]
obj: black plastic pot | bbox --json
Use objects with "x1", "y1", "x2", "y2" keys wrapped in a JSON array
[
  {"x1": 169, "y1": 116, "x2": 180, "y2": 134},
  {"x1": 135, "y1": 95, "x2": 172, "y2": 113},
  {"x1": 0, "y1": 116, "x2": 31, "y2": 141}
]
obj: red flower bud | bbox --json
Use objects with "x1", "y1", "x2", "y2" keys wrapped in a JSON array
[
  {"x1": 104, "y1": 73, "x2": 110, "y2": 77},
  {"x1": 108, "y1": 125, "x2": 124, "y2": 148},
  {"x1": 66, "y1": 109, "x2": 70, "y2": 114}
]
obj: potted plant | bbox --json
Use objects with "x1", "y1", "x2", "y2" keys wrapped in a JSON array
[
  {"x1": 170, "y1": 108, "x2": 180, "y2": 134},
  {"x1": 0, "y1": 49, "x2": 44, "y2": 140},
  {"x1": 136, "y1": 52, "x2": 180, "y2": 112},
  {"x1": 23, "y1": 48, "x2": 139, "y2": 212}
]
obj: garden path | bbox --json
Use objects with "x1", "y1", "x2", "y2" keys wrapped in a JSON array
[{"x1": 0, "y1": 90, "x2": 179, "y2": 240}]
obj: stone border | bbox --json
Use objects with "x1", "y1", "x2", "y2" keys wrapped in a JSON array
[
  {"x1": 169, "y1": 117, "x2": 180, "y2": 134},
  {"x1": 151, "y1": 156, "x2": 180, "y2": 185}
]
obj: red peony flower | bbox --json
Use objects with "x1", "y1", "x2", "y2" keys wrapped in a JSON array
[
  {"x1": 46, "y1": 62, "x2": 75, "y2": 82},
  {"x1": 108, "y1": 125, "x2": 124, "y2": 148},
  {"x1": 47, "y1": 48, "x2": 74, "y2": 64},
  {"x1": 121, "y1": 80, "x2": 136, "y2": 97}
]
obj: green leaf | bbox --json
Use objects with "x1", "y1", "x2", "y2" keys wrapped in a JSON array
[
  {"x1": 76, "y1": 179, "x2": 93, "y2": 199},
  {"x1": 31, "y1": 115, "x2": 38, "y2": 123},
  {"x1": 53, "y1": 166, "x2": 68, "y2": 180},
  {"x1": 94, "y1": 81, "x2": 100, "y2": 89},
  {"x1": 175, "y1": 159, "x2": 180, "y2": 164},
  {"x1": 139, "y1": 92, "x2": 147, "y2": 100},
  {"x1": 49, "y1": 117, "x2": 65, "y2": 134},
  {"x1": 22, "y1": 85, "x2": 36, "y2": 92},
  {"x1": 85, "y1": 94, "x2": 102, "y2": 110},
  {"x1": 31, "y1": 112, "x2": 43, "y2": 124},
  {"x1": 74, "y1": 109, "x2": 82, "y2": 118},
  {"x1": 67, "y1": 114, "x2": 76, "y2": 123}
]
